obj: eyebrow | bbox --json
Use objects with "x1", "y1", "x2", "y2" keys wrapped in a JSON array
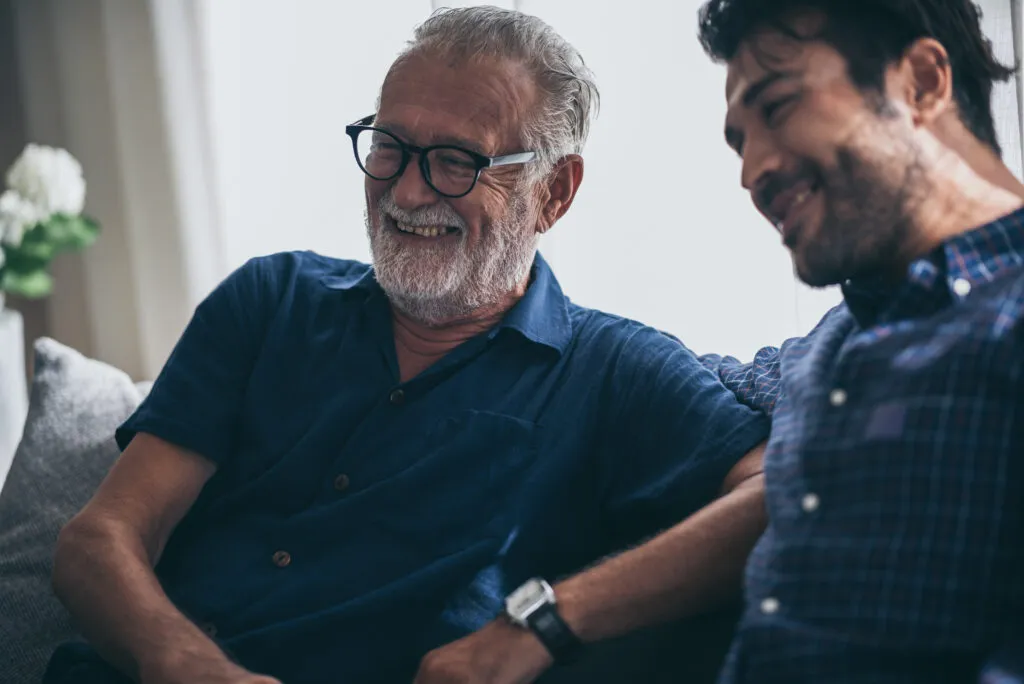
[
  {"x1": 742, "y1": 71, "x2": 796, "y2": 107},
  {"x1": 373, "y1": 121, "x2": 486, "y2": 155},
  {"x1": 724, "y1": 70, "x2": 798, "y2": 153}
]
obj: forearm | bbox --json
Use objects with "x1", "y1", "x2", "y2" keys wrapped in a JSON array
[
  {"x1": 556, "y1": 476, "x2": 766, "y2": 641},
  {"x1": 53, "y1": 518, "x2": 234, "y2": 681}
]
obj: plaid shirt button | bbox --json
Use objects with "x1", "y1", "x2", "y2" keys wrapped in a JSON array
[
  {"x1": 760, "y1": 597, "x2": 780, "y2": 615},
  {"x1": 829, "y1": 388, "x2": 847, "y2": 407},
  {"x1": 953, "y1": 278, "x2": 972, "y2": 297},
  {"x1": 801, "y1": 493, "x2": 820, "y2": 512}
]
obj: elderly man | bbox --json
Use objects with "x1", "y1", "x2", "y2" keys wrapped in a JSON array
[
  {"x1": 696, "y1": 0, "x2": 1024, "y2": 681},
  {"x1": 45, "y1": 7, "x2": 768, "y2": 684}
]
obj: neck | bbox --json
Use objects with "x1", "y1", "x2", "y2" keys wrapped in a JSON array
[
  {"x1": 945, "y1": 125, "x2": 1024, "y2": 200},
  {"x1": 969, "y1": 148, "x2": 1024, "y2": 199},
  {"x1": 390, "y1": 280, "x2": 529, "y2": 382},
  {"x1": 905, "y1": 147, "x2": 1024, "y2": 263}
]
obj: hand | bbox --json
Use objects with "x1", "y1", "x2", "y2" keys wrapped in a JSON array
[{"x1": 413, "y1": 618, "x2": 554, "y2": 684}]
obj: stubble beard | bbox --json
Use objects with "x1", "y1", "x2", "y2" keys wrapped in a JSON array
[{"x1": 796, "y1": 130, "x2": 928, "y2": 288}]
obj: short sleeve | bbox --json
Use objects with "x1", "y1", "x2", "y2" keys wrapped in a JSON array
[
  {"x1": 597, "y1": 323, "x2": 771, "y2": 547},
  {"x1": 115, "y1": 255, "x2": 288, "y2": 466},
  {"x1": 699, "y1": 346, "x2": 783, "y2": 417},
  {"x1": 698, "y1": 304, "x2": 850, "y2": 417}
]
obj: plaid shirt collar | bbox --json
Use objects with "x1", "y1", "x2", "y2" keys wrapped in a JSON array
[{"x1": 842, "y1": 205, "x2": 1024, "y2": 328}]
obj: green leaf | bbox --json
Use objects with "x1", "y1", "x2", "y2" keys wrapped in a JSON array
[
  {"x1": 3, "y1": 239, "x2": 55, "y2": 271},
  {"x1": 42, "y1": 214, "x2": 100, "y2": 252},
  {"x1": 1, "y1": 267, "x2": 53, "y2": 298}
]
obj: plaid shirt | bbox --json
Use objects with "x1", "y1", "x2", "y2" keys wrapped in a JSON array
[{"x1": 702, "y1": 209, "x2": 1024, "y2": 683}]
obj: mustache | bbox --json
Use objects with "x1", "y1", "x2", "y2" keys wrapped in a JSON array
[{"x1": 376, "y1": 190, "x2": 467, "y2": 230}]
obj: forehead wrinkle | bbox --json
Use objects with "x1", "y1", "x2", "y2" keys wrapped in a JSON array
[
  {"x1": 450, "y1": 57, "x2": 536, "y2": 148},
  {"x1": 380, "y1": 53, "x2": 537, "y2": 153}
]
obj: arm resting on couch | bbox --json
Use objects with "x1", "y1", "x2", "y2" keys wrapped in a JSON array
[{"x1": 51, "y1": 432, "x2": 276, "y2": 684}]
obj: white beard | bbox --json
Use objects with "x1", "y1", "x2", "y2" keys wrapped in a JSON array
[{"x1": 366, "y1": 188, "x2": 539, "y2": 326}]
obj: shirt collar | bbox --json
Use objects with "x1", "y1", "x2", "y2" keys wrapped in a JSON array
[
  {"x1": 495, "y1": 252, "x2": 573, "y2": 355},
  {"x1": 321, "y1": 252, "x2": 573, "y2": 355},
  {"x1": 320, "y1": 262, "x2": 378, "y2": 292},
  {"x1": 940, "y1": 204, "x2": 1024, "y2": 283},
  {"x1": 843, "y1": 205, "x2": 1024, "y2": 327}
]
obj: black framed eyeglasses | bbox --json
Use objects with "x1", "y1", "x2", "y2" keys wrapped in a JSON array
[{"x1": 344, "y1": 114, "x2": 537, "y2": 198}]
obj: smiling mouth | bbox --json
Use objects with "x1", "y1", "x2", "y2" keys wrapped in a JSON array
[
  {"x1": 772, "y1": 182, "x2": 819, "y2": 242},
  {"x1": 388, "y1": 217, "x2": 461, "y2": 238}
]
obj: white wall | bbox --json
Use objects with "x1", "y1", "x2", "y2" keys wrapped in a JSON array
[
  {"x1": 527, "y1": 0, "x2": 807, "y2": 358},
  {"x1": 981, "y1": 0, "x2": 1023, "y2": 179},
  {"x1": 196, "y1": 0, "x2": 1023, "y2": 361},
  {"x1": 197, "y1": 0, "x2": 431, "y2": 273},
  {"x1": 1015, "y1": 0, "x2": 1024, "y2": 162},
  {"x1": 195, "y1": 0, "x2": 794, "y2": 359}
]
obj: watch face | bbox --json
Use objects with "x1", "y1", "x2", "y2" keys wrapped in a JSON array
[{"x1": 505, "y1": 578, "x2": 555, "y2": 624}]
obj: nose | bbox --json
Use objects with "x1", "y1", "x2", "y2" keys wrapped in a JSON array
[
  {"x1": 391, "y1": 154, "x2": 440, "y2": 211},
  {"x1": 740, "y1": 135, "x2": 784, "y2": 195}
]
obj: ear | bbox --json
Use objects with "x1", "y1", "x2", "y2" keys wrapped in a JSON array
[
  {"x1": 898, "y1": 38, "x2": 954, "y2": 127},
  {"x1": 535, "y1": 155, "x2": 584, "y2": 234}
]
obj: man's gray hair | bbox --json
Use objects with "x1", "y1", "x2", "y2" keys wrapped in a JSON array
[{"x1": 395, "y1": 6, "x2": 600, "y2": 183}]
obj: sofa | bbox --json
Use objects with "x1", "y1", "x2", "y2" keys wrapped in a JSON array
[
  {"x1": 0, "y1": 338, "x2": 737, "y2": 684},
  {"x1": 0, "y1": 339, "x2": 152, "y2": 683}
]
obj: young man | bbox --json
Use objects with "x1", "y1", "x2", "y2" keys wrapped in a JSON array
[{"x1": 697, "y1": 0, "x2": 1024, "y2": 681}]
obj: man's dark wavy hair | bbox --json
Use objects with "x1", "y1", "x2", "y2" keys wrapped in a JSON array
[{"x1": 697, "y1": 0, "x2": 1016, "y2": 155}]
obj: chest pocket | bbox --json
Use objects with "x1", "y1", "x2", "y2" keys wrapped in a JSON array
[{"x1": 363, "y1": 410, "x2": 540, "y2": 564}]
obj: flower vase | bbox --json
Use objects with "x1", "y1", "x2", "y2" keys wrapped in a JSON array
[
  {"x1": 0, "y1": 142, "x2": 97, "y2": 485},
  {"x1": 0, "y1": 293, "x2": 28, "y2": 486}
]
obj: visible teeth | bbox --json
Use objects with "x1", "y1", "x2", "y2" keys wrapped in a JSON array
[
  {"x1": 395, "y1": 221, "x2": 449, "y2": 237},
  {"x1": 776, "y1": 189, "x2": 812, "y2": 229}
]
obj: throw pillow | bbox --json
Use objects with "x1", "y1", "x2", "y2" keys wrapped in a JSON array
[{"x1": 0, "y1": 338, "x2": 148, "y2": 684}]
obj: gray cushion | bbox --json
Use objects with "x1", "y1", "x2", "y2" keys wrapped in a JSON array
[{"x1": 0, "y1": 338, "x2": 148, "y2": 684}]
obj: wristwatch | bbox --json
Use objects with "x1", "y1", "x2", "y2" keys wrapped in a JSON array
[{"x1": 504, "y1": 578, "x2": 583, "y2": 662}]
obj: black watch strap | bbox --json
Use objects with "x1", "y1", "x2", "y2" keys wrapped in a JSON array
[{"x1": 524, "y1": 602, "x2": 583, "y2": 663}]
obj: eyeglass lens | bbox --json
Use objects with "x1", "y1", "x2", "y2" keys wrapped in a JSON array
[{"x1": 355, "y1": 128, "x2": 479, "y2": 197}]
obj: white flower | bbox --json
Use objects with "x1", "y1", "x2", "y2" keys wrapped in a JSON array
[
  {"x1": 6, "y1": 144, "x2": 86, "y2": 218},
  {"x1": 0, "y1": 189, "x2": 45, "y2": 247}
]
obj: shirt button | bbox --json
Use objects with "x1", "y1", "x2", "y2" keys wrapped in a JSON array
[
  {"x1": 333, "y1": 473, "x2": 350, "y2": 492},
  {"x1": 389, "y1": 389, "x2": 405, "y2": 406},
  {"x1": 272, "y1": 550, "x2": 292, "y2": 568},
  {"x1": 760, "y1": 597, "x2": 780, "y2": 615},
  {"x1": 801, "y1": 493, "x2": 820, "y2": 512},
  {"x1": 829, "y1": 388, "x2": 847, "y2": 407},
  {"x1": 200, "y1": 622, "x2": 218, "y2": 638},
  {"x1": 953, "y1": 278, "x2": 972, "y2": 297}
]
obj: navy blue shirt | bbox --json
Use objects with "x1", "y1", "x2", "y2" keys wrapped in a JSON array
[
  {"x1": 703, "y1": 210, "x2": 1024, "y2": 683},
  {"x1": 48, "y1": 251, "x2": 767, "y2": 684}
]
